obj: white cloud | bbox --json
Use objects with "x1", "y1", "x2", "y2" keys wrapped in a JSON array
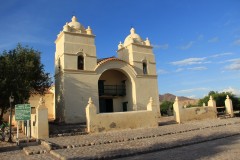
[
  {"x1": 153, "y1": 44, "x2": 169, "y2": 49},
  {"x1": 171, "y1": 57, "x2": 206, "y2": 66},
  {"x1": 225, "y1": 58, "x2": 240, "y2": 71},
  {"x1": 210, "y1": 52, "x2": 233, "y2": 58},
  {"x1": 208, "y1": 37, "x2": 219, "y2": 43},
  {"x1": 175, "y1": 68, "x2": 184, "y2": 72},
  {"x1": 180, "y1": 41, "x2": 194, "y2": 50},
  {"x1": 188, "y1": 67, "x2": 208, "y2": 71},
  {"x1": 176, "y1": 88, "x2": 208, "y2": 94},
  {"x1": 221, "y1": 87, "x2": 240, "y2": 96},
  {"x1": 225, "y1": 64, "x2": 240, "y2": 70},
  {"x1": 233, "y1": 39, "x2": 240, "y2": 46},
  {"x1": 171, "y1": 52, "x2": 231, "y2": 68},
  {"x1": 229, "y1": 58, "x2": 240, "y2": 61},
  {"x1": 197, "y1": 34, "x2": 204, "y2": 40},
  {"x1": 157, "y1": 69, "x2": 168, "y2": 75},
  {"x1": 187, "y1": 95, "x2": 197, "y2": 99}
]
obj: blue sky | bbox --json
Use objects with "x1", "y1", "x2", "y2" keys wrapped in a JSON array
[{"x1": 0, "y1": 0, "x2": 240, "y2": 98}]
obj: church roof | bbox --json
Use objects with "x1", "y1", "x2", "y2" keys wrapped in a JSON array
[
  {"x1": 97, "y1": 57, "x2": 133, "y2": 67},
  {"x1": 124, "y1": 28, "x2": 143, "y2": 46},
  {"x1": 68, "y1": 16, "x2": 85, "y2": 31},
  {"x1": 117, "y1": 28, "x2": 151, "y2": 49},
  {"x1": 61, "y1": 16, "x2": 94, "y2": 35}
]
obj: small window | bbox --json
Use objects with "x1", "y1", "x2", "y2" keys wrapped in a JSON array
[
  {"x1": 78, "y1": 55, "x2": 84, "y2": 70},
  {"x1": 143, "y1": 62, "x2": 147, "y2": 74}
]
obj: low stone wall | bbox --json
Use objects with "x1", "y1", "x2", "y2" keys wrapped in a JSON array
[
  {"x1": 86, "y1": 97, "x2": 158, "y2": 133},
  {"x1": 173, "y1": 96, "x2": 217, "y2": 123},
  {"x1": 175, "y1": 106, "x2": 217, "y2": 123}
]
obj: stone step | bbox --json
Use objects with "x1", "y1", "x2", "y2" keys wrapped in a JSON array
[
  {"x1": 49, "y1": 123, "x2": 87, "y2": 137},
  {"x1": 49, "y1": 131, "x2": 88, "y2": 138},
  {"x1": 12, "y1": 134, "x2": 37, "y2": 144},
  {"x1": 23, "y1": 144, "x2": 49, "y2": 155},
  {"x1": 218, "y1": 114, "x2": 232, "y2": 119}
]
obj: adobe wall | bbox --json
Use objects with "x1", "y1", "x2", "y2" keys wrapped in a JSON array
[
  {"x1": 175, "y1": 107, "x2": 217, "y2": 123},
  {"x1": 173, "y1": 96, "x2": 217, "y2": 123},
  {"x1": 86, "y1": 97, "x2": 158, "y2": 133},
  {"x1": 29, "y1": 93, "x2": 54, "y2": 119}
]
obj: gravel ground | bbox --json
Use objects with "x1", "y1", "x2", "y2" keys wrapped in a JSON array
[
  {"x1": 0, "y1": 141, "x2": 27, "y2": 160},
  {"x1": 50, "y1": 123, "x2": 240, "y2": 159},
  {"x1": 45, "y1": 118, "x2": 240, "y2": 148},
  {"x1": 1, "y1": 117, "x2": 240, "y2": 160},
  {"x1": 119, "y1": 135, "x2": 240, "y2": 160}
]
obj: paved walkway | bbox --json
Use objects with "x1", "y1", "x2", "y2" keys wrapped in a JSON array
[{"x1": 0, "y1": 117, "x2": 240, "y2": 160}]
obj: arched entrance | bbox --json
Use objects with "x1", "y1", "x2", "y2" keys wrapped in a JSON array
[{"x1": 98, "y1": 69, "x2": 132, "y2": 113}]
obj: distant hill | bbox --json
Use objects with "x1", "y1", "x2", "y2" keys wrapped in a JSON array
[{"x1": 159, "y1": 93, "x2": 198, "y2": 105}]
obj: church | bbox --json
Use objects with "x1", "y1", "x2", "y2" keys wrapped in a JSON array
[{"x1": 54, "y1": 16, "x2": 160, "y2": 123}]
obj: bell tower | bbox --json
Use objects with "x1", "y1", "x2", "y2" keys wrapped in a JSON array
[
  {"x1": 55, "y1": 16, "x2": 97, "y2": 73},
  {"x1": 117, "y1": 28, "x2": 160, "y2": 116},
  {"x1": 54, "y1": 16, "x2": 98, "y2": 123},
  {"x1": 117, "y1": 28, "x2": 157, "y2": 75}
]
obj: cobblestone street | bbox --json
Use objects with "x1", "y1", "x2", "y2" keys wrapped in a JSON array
[{"x1": 0, "y1": 117, "x2": 240, "y2": 160}]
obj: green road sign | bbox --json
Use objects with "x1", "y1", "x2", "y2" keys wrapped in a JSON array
[{"x1": 15, "y1": 104, "x2": 31, "y2": 121}]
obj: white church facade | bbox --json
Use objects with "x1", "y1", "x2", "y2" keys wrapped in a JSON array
[{"x1": 55, "y1": 16, "x2": 160, "y2": 124}]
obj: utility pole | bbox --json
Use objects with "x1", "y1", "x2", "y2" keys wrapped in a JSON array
[{"x1": 8, "y1": 93, "x2": 14, "y2": 142}]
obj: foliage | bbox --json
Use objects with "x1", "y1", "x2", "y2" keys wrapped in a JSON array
[
  {"x1": 160, "y1": 101, "x2": 174, "y2": 115},
  {"x1": 198, "y1": 91, "x2": 240, "y2": 111},
  {"x1": 186, "y1": 104, "x2": 198, "y2": 108},
  {"x1": 0, "y1": 44, "x2": 52, "y2": 120}
]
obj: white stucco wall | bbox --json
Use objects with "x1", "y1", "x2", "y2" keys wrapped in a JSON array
[
  {"x1": 63, "y1": 72, "x2": 99, "y2": 123},
  {"x1": 29, "y1": 93, "x2": 54, "y2": 119},
  {"x1": 86, "y1": 98, "x2": 158, "y2": 133},
  {"x1": 173, "y1": 98, "x2": 217, "y2": 123}
]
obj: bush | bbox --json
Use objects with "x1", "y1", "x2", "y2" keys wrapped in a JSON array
[
  {"x1": 160, "y1": 101, "x2": 174, "y2": 116},
  {"x1": 198, "y1": 91, "x2": 240, "y2": 111}
]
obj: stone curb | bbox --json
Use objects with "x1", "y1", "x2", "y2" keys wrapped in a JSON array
[{"x1": 49, "y1": 131, "x2": 87, "y2": 138}]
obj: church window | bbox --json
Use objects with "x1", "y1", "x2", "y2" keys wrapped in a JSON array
[
  {"x1": 78, "y1": 55, "x2": 84, "y2": 70},
  {"x1": 143, "y1": 62, "x2": 147, "y2": 74}
]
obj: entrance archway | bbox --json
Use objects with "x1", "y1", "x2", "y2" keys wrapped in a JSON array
[{"x1": 98, "y1": 69, "x2": 132, "y2": 113}]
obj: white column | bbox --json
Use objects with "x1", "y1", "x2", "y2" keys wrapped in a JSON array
[
  {"x1": 173, "y1": 97, "x2": 182, "y2": 123},
  {"x1": 85, "y1": 97, "x2": 97, "y2": 133},
  {"x1": 225, "y1": 95, "x2": 234, "y2": 117},
  {"x1": 208, "y1": 96, "x2": 216, "y2": 107},
  {"x1": 36, "y1": 97, "x2": 49, "y2": 139}
]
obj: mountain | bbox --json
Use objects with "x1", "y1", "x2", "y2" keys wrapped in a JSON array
[
  {"x1": 159, "y1": 93, "x2": 198, "y2": 105},
  {"x1": 159, "y1": 93, "x2": 192, "y2": 101}
]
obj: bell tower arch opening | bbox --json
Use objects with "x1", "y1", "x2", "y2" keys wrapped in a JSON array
[{"x1": 77, "y1": 55, "x2": 84, "y2": 70}]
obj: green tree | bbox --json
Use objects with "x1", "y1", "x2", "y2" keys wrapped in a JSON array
[
  {"x1": 0, "y1": 44, "x2": 52, "y2": 120},
  {"x1": 198, "y1": 91, "x2": 240, "y2": 111},
  {"x1": 160, "y1": 101, "x2": 174, "y2": 115}
]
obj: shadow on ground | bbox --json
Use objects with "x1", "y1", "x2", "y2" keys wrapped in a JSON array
[
  {"x1": 58, "y1": 132, "x2": 240, "y2": 160},
  {"x1": 112, "y1": 133, "x2": 240, "y2": 160},
  {"x1": 0, "y1": 143, "x2": 21, "y2": 153}
]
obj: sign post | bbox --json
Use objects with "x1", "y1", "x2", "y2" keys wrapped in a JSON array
[{"x1": 15, "y1": 104, "x2": 31, "y2": 145}]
